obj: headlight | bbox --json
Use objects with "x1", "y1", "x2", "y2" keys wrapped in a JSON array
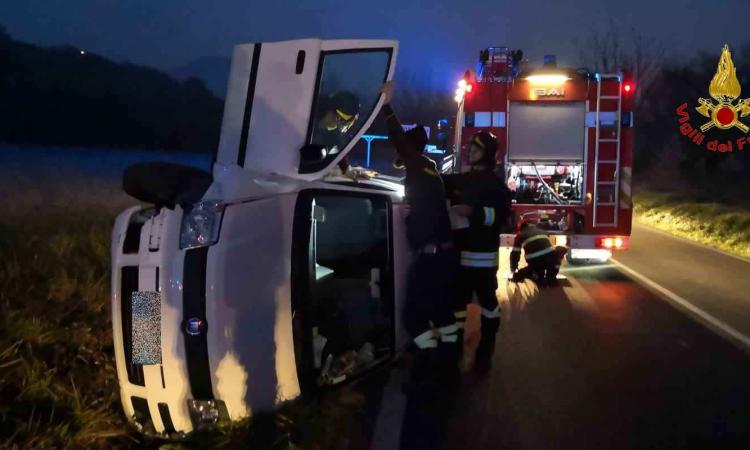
[
  {"x1": 187, "y1": 399, "x2": 228, "y2": 431},
  {"x1": 180, "y1": 201, "x2": 225, "y2": 249}
]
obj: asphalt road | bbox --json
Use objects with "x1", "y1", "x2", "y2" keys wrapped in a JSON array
[{"x1": 363, "y1": 223, "x2": 750, "y2": 450}]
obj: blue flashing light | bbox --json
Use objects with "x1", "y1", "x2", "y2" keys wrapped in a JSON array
[{"x1": 594, "y1": 73, "x2": 601, "y2": 82}]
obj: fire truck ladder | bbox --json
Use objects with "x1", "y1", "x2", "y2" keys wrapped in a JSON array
[{"x1": 592, "y1": 73, "x2": 622, "y2": 228}]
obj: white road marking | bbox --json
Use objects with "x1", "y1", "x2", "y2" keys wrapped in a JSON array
[{"x1": 611, "y1": 258, "x2": 750, "y2": 353}]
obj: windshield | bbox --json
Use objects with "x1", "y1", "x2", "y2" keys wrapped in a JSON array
[{"x1": 307, "y1": 51, "x2": 391, "y2": 167}]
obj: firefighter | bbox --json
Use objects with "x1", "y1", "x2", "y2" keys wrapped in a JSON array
[
  {"x1": 379, "y1": 81, "x2": 460, "y2": 382},
  {"x1": 313, "y1": 91, "x2": 360, "y2": 152},
  {"x1": 510, "y1": 219, "x2": 567, "y2": 287},
  {"x1": 444, "y1": 131, "x2": 512, "y2": 368}
]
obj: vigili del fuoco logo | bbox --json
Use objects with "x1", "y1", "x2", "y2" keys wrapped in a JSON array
[{"x1": 676, "y1": 44, "x2": 750, "y2": 152}]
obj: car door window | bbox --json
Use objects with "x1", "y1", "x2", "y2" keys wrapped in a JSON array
[
  {"x1": 292, "y1": 190, "x2": 393, "y2": 388},
  {"x1": 306, "y1": 51, "x2": 391, "y2": 170}
]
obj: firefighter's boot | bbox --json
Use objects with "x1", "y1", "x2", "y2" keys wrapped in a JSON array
[{"x1": 475, "y1": 315, "x2": 500, "y2": 371}]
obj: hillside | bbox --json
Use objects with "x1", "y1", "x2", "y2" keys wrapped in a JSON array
[{"x1": 0, "y1": 28, "x2": 223, "y2": 151}]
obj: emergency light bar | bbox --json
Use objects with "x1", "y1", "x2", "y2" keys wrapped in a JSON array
[{"x1": 526, "y1": 74, "x2": 570, "y2": 84}]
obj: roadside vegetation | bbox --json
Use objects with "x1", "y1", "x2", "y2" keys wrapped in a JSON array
[{"x1": 634, "y1": 191, "x2": 750, "y2": 260}]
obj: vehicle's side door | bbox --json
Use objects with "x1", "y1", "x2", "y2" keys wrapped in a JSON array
[
  {"x1": 291, "y1": 189, "x2": 394, "y2": 392},
  {"x1": 215, "y1": 39, "x2": 398, "y2": 181}
]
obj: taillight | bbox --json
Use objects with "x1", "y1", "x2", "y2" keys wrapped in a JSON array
[{"x1": 597, "y1": 236, "x2": 627, "y2": 250}]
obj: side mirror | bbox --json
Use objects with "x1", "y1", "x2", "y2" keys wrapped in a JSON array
[{"x1": 299, "y1": 144, "x2": 336, "y2": 174}]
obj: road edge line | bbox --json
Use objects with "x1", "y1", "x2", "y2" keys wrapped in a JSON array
[{"x1": 611, "y1": 258, "x2": 750, "y2": 353}]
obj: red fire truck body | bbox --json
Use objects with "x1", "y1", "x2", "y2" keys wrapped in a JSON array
[{"x1": 456, "y1": 48, "x2": 634, "y2": 262}]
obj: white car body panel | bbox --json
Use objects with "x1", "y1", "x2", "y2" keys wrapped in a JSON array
[{"x1": 206, "y1": 194, "x2": 301, "y2": 419}]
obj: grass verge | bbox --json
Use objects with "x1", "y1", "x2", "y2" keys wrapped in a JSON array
[{"x1": 634, "y1": 191, "x2": 750, "y2": 260}]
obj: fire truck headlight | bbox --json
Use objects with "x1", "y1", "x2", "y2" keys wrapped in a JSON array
[{"x1": 180, "y1": 200, "x2": 225, "y2": 249}]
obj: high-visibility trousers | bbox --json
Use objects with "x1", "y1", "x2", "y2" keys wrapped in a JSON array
[
  {"x1": 404, "y1": 249, "x2": 460, "y2": 351},
  {"x1": 453, "y1": 264, "x2": 500, "y2": 337}
]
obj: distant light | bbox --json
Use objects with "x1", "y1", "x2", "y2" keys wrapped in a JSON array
[
  {"x1": 623, "y1": 83, "x2": 633, "y2": 93},
  {"x1": 526, "y1": 74, "x2": 570, "y2": 85},
  {"x1": 80, "y1": 50, "x2": 85, "y2": 55},
  {"x1": 465, "y1": 84, "x2": 473, "y2": 93}
]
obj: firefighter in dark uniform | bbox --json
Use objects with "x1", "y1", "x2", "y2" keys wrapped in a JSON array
[
  {"x1": 510, "y1": 219, "x2": 567, "y2": 287},
  {"x1": 313, "y1": 91, "x2": 360, "y2": 153},
  {"x1": 444, "y1": 132, "x2": 512, "y2": 366},
  {"x1": 379, "y1": 82, "x2": 460, "y2": 378}
]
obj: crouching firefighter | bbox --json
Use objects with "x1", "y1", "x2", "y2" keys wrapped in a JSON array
[
  {"x1": 379, "y1": 82, "x2": 460, "y2": 383},
  {"x1": 510, "y1": 219, "x2": 567, "y2": 287},
  {"x1": 444, "y1": 132, "x2": 512, "y2": 367}
]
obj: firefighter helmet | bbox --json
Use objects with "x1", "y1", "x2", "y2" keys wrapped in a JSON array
[
  {"x1": 328, "y1": 91, "x2": 360, "y2": 133},
  {"x1": 469, "y1": 131, "x2": 498, "y2": 167},
  {"x1": 393, "y1": 125, "x2": 428, "y2": 169}
]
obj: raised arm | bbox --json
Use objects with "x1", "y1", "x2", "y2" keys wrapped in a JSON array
[{"x1": 380, "y1": 82, "x2": 422, "y2": 167}]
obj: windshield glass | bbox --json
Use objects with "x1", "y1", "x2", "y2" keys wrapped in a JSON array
[{"x1": 308, "y1": 51, "x2": 391, "y2": 162}]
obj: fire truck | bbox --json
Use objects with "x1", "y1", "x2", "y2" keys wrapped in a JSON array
[{"x1": 454, "y1": 47, "x2": 635, "y2": 263}]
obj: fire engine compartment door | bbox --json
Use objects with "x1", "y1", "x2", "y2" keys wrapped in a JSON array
[
  {"x1": 507, "y1": 102, "x2": 586, "y2": 162},
  {"x1": 216, "y1": 39, "x2": 398, "y2": 181}
]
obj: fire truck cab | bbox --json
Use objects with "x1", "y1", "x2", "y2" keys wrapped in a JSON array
[{"x1": 456, "y1": 47, "x2": 635, "y2": 263}]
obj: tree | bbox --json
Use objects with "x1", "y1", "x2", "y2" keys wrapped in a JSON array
[{"x1": 575, "y1": 19, "x2": 665, "y2": 170}]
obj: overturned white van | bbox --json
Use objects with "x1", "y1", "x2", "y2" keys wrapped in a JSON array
[{"x1": 110, "y1": 39, "x2": 413, "y2": 434}]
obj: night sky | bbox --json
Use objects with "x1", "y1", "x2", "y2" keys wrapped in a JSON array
[{"x1": 2, "y1": 0, "x2": 749, "y2": 90}]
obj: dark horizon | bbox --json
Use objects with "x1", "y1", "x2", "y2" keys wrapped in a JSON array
[{"x1": 2, "y1": 0, "x2": 748, "y2": 92}]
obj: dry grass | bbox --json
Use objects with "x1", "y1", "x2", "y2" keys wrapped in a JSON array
[
  {"x1": 634, "y1": 191, "x2": 750, "y2": 260},
  {"x1": 0, "y1": 206, "x2": 136, "y2": 449}
]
